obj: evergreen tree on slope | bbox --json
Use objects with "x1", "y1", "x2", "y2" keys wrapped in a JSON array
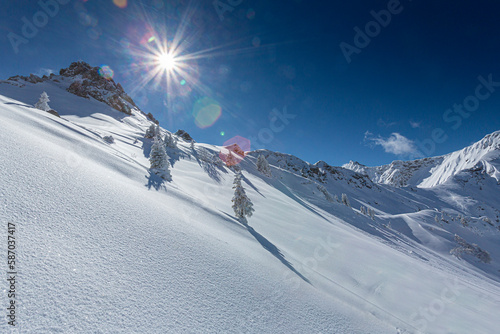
[
  {"x1": 149, "y1": 134, "x2": 172, "y2": 180},
  {"x1": 145, "y1": 124, "x2": 158, "y2": 139},
  {"x1": 164, "y1": 132, "x2": 177, "y2": 149},
  {"x1": 35, "y1": 92, "x2": 51, "y2": 111},
  {"x1": 232, "y1": 171, "x2": 254, "y2": 221},
  {"x1": 256, "y1": 154, "x2": 272, "y2": 177}
]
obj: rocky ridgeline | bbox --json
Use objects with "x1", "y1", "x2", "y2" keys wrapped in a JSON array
[
  {"x1": 343, "y1": 157, "x2": 442, "y2": 188},
  {"x1": 61, "y1": 61, "x2": 135, "y2": 115},
  {"x1": 7, "y1": 61, "x2": 159, "y2": 122},
  {"x1": 251, "y1": 150, "x2": 376, "y2": 190}
]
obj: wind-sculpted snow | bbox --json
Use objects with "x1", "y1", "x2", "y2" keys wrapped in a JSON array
[{"x1": 1, "y1": 69, "x2": 500, "y2": 333}]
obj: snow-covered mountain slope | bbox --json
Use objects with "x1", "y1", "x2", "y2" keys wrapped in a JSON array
[
  {"x1": 343, "y1": 131, "x2": 500, "y2": 189},
  {"x1": 1, "y1": 64, "x2": 500, "y2": 333}
]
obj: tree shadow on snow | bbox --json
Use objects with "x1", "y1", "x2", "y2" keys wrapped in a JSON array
[
  {"x1": 5, "y1": 102, "x2": 34, "y2": 108},
  {"x1": 246, "y1": 224, "x2": 310, "y2": 284},
  {"x1": 240, "y1": 173, "x2": 265, "y2": 198},
  {"x1": 191, "y1": 148, "x2": 227, "y2": 183},
  {"x1": 145, "y1": 170, "x2": 166, "y2": 191},
  {"x1": 260, "y1": 177, "x2": 330, "y2": 223},
  {"x1": 141, "y1": 137, "x2": 153, "y2": 159},
  {"x1": 221, "y1": 212, "x2": 310, "y2": 285}
]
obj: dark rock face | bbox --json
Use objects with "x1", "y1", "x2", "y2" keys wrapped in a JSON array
[
  {"x1": 8, "y1": 74, "x2": 44, "y2": 84},
  {"x1": 62, "y1": 61, "x2": 135, "y2": 115},
  {"x1": 46, "y1": 109, "x2": 60, "y2": 118},
  {"x1": 146, "y1": 113, "x2": 159, "y2": 125},
  {"x1": 174, "y1": 129, "x2": 194, "y2": 142}
]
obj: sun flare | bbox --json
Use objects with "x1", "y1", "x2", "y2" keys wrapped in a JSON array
[{"x1": 158, "y1": 52, "x2": 178, "y2": 71}]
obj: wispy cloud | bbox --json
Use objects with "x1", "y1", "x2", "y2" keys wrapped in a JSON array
[
  {"x1": 409, "y1": 120, "x2": 421, "y2": 128},
  {"x1": 377, "y1": 118, "x2": 397, "y2": 128},
  {"x1": 364, "y1": 131, "x2": 421, "y2": 157},
  {"x1": 35, "y1": 68, "x2": 55, "y2": 77}
]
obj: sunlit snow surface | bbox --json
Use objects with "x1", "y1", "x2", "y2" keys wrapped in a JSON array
[{"x1": 1, "y1": 79, "x2": 500, "y2": 333}]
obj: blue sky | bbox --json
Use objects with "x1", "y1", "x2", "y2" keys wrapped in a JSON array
[{"x1": 1, "y1": 0, "x2": 500, "y2": 166}]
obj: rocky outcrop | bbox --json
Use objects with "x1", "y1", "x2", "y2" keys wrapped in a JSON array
[
  {"x1": 174, "y1": 129, "x2": 194, "y2": 142},
  {"x1": 62, "y1": 61, "x2": 135, "y2": 115}
]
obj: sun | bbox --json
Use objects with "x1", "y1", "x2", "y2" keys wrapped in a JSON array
[{"x1": 157, "y1": 52, "x2": 178, "y2": 71}]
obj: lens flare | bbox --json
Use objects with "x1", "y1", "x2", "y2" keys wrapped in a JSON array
[
  {"x1": 98, "y1": 65, "x2": 114, "y2": 80},
  {"x1": 119, "y1": 3, "x2": 265, "y2": 124},
  {"x1": 219, "y1": 144, "x2": 245, "y2": 167},
  {"x1": 113, "y1": 0, "x2": 127, "y2": 9},
  {"x1": 224, "y1": 136, "x2": 251, "y2": 152},
  {"x1": 193, "y1": 97, "x2": 222, "y2": 128}
]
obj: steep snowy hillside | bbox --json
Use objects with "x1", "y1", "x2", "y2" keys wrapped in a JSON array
[
  {"x1": 1, "y1": 64, "x2": 500, "y2": 334},
  {"x1": 343, "y1": 131, "x2": 500, "y2": 189}
]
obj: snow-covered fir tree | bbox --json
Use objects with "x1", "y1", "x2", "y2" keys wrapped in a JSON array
[
  {"x1": 341, "y1": 193, "x2": 350, "y2": 207},
  {"x1": 164, "y1": 132, "x2": 177, "y2": 149},
  {"x1": 232, "y1": 171, "x2": 254, "y2": 221},
  {"x1": 334, "y1": 194, "x2": 339, "y2": 203},
  {"x1": 368, "y1": 208, "x2": 375, "y2": 220},
  {"x1": 149, "y1": 134, "x2": 171, "y2": 180},
  {"x1": 256, "y1": 154, "x2": 272, "y2": 177},
  {"x1": 35, "y1": 91, "x2": 51, "y2": 111},
  {"x1": 317, "y1": 184, "x2": 334, "y2": 202},
  {"x1": 145, "y1": 124, "x2": 158, "y2": 139}
]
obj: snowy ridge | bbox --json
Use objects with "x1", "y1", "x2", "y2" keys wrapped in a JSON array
[
  {"x1": 343, "y1": 131, "x2": 500, "y2": 188},
  {"x1": 420, "y1": 131, "x2": 500, "y2": 188},
  {"x1": 250, "y1": 150, "x2": 377, "y2": 190},
  {"x1": 1, "y1": 64, "x2": 500, "y2": 333},
  {"x1": 343, "y1": 157, "x2": 442, "y2": 188}
]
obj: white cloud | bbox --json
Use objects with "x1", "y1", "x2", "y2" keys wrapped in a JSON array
[
  {"x1": 365, "y1": 132, "x2": 421, "y2": 157},
  {"x1": 35, "y1": 68, "x2": 55, "y2": 77},
  {"x1": 409, "y1": 120, "x2": 421, "y2": 128}
]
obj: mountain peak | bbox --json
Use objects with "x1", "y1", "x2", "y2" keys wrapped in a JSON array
[
  {"x1": 477, "y1": 130, "x2": 500, "y2": 149},
  {"x1": 60, "y1": 61, "x2": 136, "y2": 115},
  {"x1": 5, "y1": 61, "x2": 156, "y2": 120},
  {"x1": 342, "y1": 130, "x2": 500, "y2": 188}
]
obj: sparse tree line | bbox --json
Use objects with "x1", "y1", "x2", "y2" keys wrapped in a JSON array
[
  {"x1": 450, "y1": 234, "x2": 491, "y2": 264},
  {"x1": 433, "y1": 210, "x2": 499, "y2": 231},
  {"x1": 146, "y1": 124, "x2": 259, "y2": 223},
  {"x1": 316, "y1": 187, "x2": 375, "y2": 220}
]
